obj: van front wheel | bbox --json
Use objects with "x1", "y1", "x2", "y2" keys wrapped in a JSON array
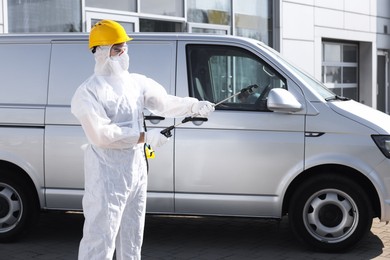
[
  {"x1": 0, "y1": 176, "x2": 38, "y2": 242},
  {"x1": 288, "y1": 174, "x2": 372, "y2": 252}
]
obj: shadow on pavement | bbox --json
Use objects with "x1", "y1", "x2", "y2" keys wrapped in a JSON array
[
  {"x1": 143, "y1": 215, "x2": 384, "y2": 259},
  {"x1": 1, "y1": 212, "x2": 385, "y2": 260}
]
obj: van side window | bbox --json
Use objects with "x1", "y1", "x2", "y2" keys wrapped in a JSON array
[{"x1": 187, "y1": 45, "x2": 286, "y2": 111}]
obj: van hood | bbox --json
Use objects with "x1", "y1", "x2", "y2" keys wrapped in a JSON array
[{"x1": 329, "y1": 100, "x2": 390, "y2": 134}]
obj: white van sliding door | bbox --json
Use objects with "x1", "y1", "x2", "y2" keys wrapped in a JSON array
[{"x1": 45, "y1": 39, "x2": 177, "y2": 212}]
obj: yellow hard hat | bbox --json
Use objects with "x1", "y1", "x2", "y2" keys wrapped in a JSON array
[{"x1": 89, "y1": 20, "x2": 132, "y2": 49}]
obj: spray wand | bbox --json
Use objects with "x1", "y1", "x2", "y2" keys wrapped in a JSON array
[{"x1": 160, "y1": 84, "x2": 259, "y2": 138}]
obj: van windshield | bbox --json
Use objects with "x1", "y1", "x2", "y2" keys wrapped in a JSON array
[
  {"x1": 256, "y1": 42, "x2": 336, "y2": 101},
  {"x1": 291, "y1": 66, "x2": 336, "y2": 100}
]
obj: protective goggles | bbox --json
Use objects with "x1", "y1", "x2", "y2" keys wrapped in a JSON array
[{"x1": 111, "y1": 43, "x2": 128, "y2": 56}]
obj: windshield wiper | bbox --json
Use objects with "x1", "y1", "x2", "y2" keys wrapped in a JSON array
[{"x1": 325, "y1": 95, "x2": 350, "y2": 101}]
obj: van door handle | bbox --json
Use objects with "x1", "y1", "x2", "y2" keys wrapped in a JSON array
[
  {"x1": 145, "y1": 115, "x2": 165, "y2": 124},
  {"x1": 183, "y1": 116, "x2": 208, "y2": 126},
  {"x1": 305, "y1": 132, "x2": 325, "y2": 137},
  {"x1": 145, "y1": 115, "x2": 165, "y2": 121}
]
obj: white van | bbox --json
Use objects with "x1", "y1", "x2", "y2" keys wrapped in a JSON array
[{"x1": 0, "y1": 33, "x2": 389, "y2": 252}]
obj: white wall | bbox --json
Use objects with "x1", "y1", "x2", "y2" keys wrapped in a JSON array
[
  {"x1": 280, "y1": 0, "x2": 377, "y2": 106},
  {"x1": 0, "y1": 0, "x2": 7, "y2": 33},
  {"x1": 0, "y1": 0, "x2": 4, "y2": 33},
  {"x1": 377, "y1": 0, "x2": 390, "y2": 49}
]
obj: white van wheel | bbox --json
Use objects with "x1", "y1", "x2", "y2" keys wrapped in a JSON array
[
  {"x1": 0, "y1": 175, "x2": 37, "y2": 242},
  {"x1": 288, "y1": 174, "x2": 372, "y2": 252}
]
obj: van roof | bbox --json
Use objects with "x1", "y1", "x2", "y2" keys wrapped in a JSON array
[{"x1": 0, "y1": 32, "x2": 260, "y2": 46}]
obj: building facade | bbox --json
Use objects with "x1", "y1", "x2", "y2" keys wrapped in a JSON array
[
  {"x1": 280, "y1": 0, "x2": 390, "y2": 111},
  {"x1": 0, "y1": 0, "x2": 389, "y2": 112}
]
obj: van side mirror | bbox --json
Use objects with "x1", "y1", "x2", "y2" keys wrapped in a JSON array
[{"x1": 267, "y1": 88, "x2": 303, "y2": 113}]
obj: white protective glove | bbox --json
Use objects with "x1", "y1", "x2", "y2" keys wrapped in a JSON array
[
  {"x1": 191, "y1": 101, "x2": 215, "y2": 117},
  {"x1": 145, "y1": 129, "x2": 169, "y2": 148}
]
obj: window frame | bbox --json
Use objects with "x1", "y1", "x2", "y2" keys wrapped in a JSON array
[
  {"x1": 322, "y1": 41, "x2": 359, "y2": 100},
  {"x1": 187, "y1": 22, "x2": 230, "y2": 34},
  {"x1": 85, "y1": 9, "x2": 139, "y2": 32},
  {"x1": 186, "y1": 44, "x2": 286, "y2": 112}
]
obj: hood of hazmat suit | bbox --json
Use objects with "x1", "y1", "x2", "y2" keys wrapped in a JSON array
[{"x1": 71, "y1": 44, "x2": 199, "y2": 259}]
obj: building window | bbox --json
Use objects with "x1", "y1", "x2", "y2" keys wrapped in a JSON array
[
  {"x1": 90, "y1": 19, "x2": 136, "y2": 33},
  {"x1": 233, "y1": 0, "x2": 273, "y2": 46},
  {"x1": 322, "y1": 42, "x2": 359, "y2": 100},
  {"x1": 85, "y1": 0, "x2": 136, "y2": 12},
  {"x1": 140, "y1": 19, "x2": 182, "y2": 32},
  {"x1": 187, "y1": 0, "x2": 231, "y2": 25},
  {"x1": 141, "y1": 0, "x2": 183, "y2": 17},
  {"x1": 8, "y1": 0, "x2": 81, "y2": 32}
]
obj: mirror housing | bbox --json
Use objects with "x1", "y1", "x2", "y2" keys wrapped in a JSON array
[{"x1": 267, "y1": 88, "x2": 303, "y2": 113}]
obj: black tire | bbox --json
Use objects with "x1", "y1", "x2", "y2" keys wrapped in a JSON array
[
  {"x1": 0, "y1": 174, "x2": 39, "y2": 242},
  {"x1": 288, "y1": 174, "x2": 372, "y2": 252}
]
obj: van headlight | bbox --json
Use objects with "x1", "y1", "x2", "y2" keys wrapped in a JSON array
[{"x1": 372, "y1": 135, "x2": 390, "y2": 158}]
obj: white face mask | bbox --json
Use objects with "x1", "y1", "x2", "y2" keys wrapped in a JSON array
[
  {"x1": 94, "y1": 45, "x2": 129, "y2": 76},
  {"x1": 109, "y1": 52, "x2": 129, "y2": 74}
]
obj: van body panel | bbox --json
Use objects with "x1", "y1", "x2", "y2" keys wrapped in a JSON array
[
  {"x1": 330, "y1": 100, "x2": 390, "y2": 134},
  {"x1": 0, "y1": 128, "x2": 45, "y2": 203},
  {"x1": 44, "y1": 42, "x2": 92, "y2": 209},
  {"x1": 48, "y1": 43, "x2": 94, "y2": 106},
  {"x1": 0, "y1": 106, "x2": 45, "y2": 125},
  {"x1": 45, "y1": 126, "x2": 85, "y2": 190},
  {"x1": 304, "y1": 133, "x2": 383, "y2": 174},
  {"x1": 373, "y1": 159, "x2": 390, "y2": 220},
  {"x1": 45, "y1": 189, "x2": 83, "y2": 210},
  {"x1": 127, "y1": 41, "x2": 177, "y2": 95},
  {"x1": 146, "y1": 140, "x2": 175, "y2": 193},
  {"x1": 128, "y1": 40, "x2": 177, "y2": 204},
  {"x1": 174, "y1": 128, "x2": 303, "y2": 217},
  {"x1": 305, "y1": 102, "x2": 385, "y2": 175},
  {"x1": 45, "y1": 106, "x2": 79, "y2": 125},
  {"x1": 0, "y1": 44, "x2": 50, "y2": 105},
  {"x1": 145, "y1": 192, "x2": 174, "y2": 213},
  {"x1": 305, "y1": 103, "x2": 375, "y2": 135},
  {"x1": 175, "y1": 193, "x2": 280, "y2": 217}
]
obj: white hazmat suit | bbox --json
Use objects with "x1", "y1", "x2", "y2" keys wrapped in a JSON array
[{"x1": 71, "y1": 45, "x2": 213, "y2": 259}]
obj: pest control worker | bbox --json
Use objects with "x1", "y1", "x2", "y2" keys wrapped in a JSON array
[{"x1": 71, "y1": 20, "x2": 214, "y2": 260}]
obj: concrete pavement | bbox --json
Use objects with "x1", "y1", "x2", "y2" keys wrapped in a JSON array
[{"x1": 1, "y1": 211, "x2": 390, "y2": 259}]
